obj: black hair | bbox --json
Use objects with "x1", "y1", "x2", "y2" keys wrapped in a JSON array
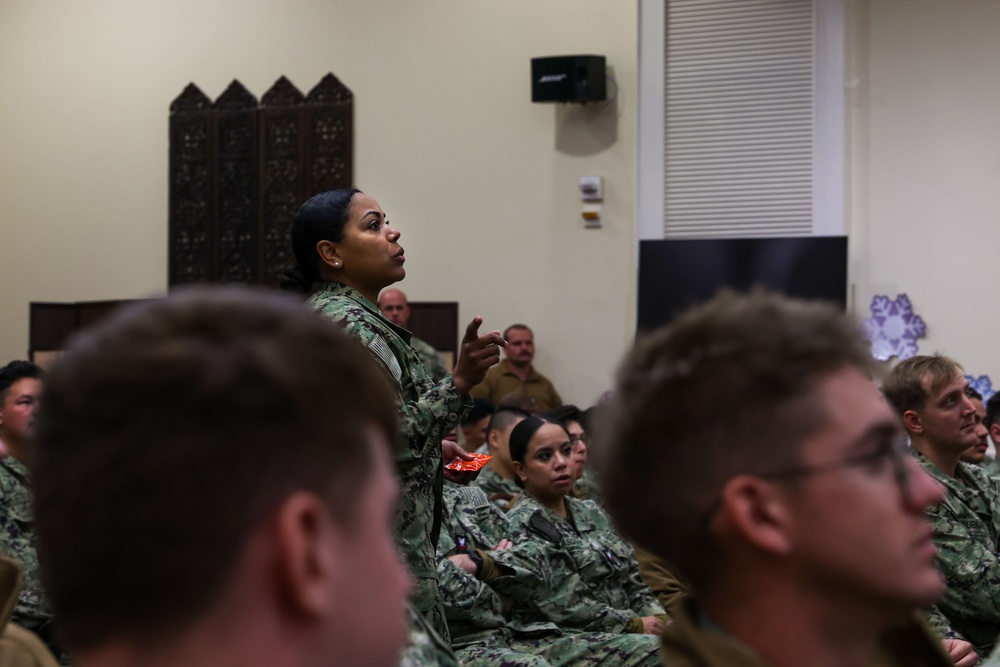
[
  {"x1": 986, "y1": 393, "x2": 1000, "y2": 429},
  {"x1": 462, "y1": 398, "x2": 495, "y2": 425},
  {"x1": 508, "y1": 416, "x2": 568, "y2": 488},
  {"x1": 967, "y1": 387, "x2": 983, "y2": 401},
  {"x1": 0, "y1": 360, "x2": 43, "y2": 401},
  {"x1": 279, "y1": 188, "x2": 361, "y2": 294},
  {"x1": 503, "y1": 323, "x2": 531, "y2": 340},
  {"x1": 539, "y1": 404, "x2": 582, "y2": 427}
]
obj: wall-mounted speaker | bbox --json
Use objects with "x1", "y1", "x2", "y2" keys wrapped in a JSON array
[{"x1": 531, "y1": 55, "x2": 606, "y2": 103}]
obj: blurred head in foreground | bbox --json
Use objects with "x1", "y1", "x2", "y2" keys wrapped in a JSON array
[{"x1": 34, "y1": 287, "x2": 410, "y2": 667}]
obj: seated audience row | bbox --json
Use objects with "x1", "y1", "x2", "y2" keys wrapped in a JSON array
[{"x1": 14, "y1": 281, "x2": 1000, "y2": 665}]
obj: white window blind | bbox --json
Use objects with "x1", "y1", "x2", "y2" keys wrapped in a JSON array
[
  {"x1": 638, "y1": 0, "x2": 844, "y2": 240},
  {"x1": 662, "y1": 0, "x2": 823, "y2": 238}
]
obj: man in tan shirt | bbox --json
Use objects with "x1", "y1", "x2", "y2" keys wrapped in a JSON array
[{"x1": 471, "y1": 324, "x2": 562, "y2": 412}]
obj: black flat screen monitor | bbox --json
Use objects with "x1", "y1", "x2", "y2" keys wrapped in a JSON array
[{"x1": 638, "y1": 236, "x2": 848, "y2": 333}]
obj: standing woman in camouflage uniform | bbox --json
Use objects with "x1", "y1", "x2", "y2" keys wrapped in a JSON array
[
  {"x1": 490, "y1": 416, "x2": 666, "y2": 665},
  {"x1": 280, "y1": 188, "x2": 505, "y2": 648}
]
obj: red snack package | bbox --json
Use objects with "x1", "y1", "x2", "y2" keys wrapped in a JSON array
[{"x1": 445, "y1": 452, "x2": 492, "y2": 472}]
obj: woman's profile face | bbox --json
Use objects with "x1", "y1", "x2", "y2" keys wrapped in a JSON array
[
  {"x1": 515, "y1": 423, "x2": 574, "y2": 503},
  {"x1": 330, "y1": 193, "x2": 406, "y2": 294},
  {"x1": 566, "y1": 419, "x2": 588, "y2": 480}
]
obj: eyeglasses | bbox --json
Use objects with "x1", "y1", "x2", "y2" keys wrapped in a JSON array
[
  {"x1": 758, "y1": 433, "x2": 912, "y2": 501},
  {"x1": 699, "y1": 433, "x2": 913, "y2": 528},
  {"x1": 569, "y1": 433, "x2": 589, "y2": 445}
]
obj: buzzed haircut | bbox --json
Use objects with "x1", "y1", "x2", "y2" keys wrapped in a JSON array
[
  {"x1": 882, "y1": 354, "x2": 964, "y2": 418},
  {"x1": 598, "y1": 290, "x2": 875, "y2": 588},
  {"x1": 986, "y1": 394, "x2": 1000, "y2": 429},
  {"x1": 503, "y1": 323, "x2": 531, "y2": 340},
  {"x1": 33, "y1": 288, "x2": 397, "y2": 652},
  {"x1": 0, "y1": 360, "x2": 43, "y2": 401},
  {"x1": 497, "y1": 392, "x2": 538, "y2": 414},
  {"x1": 487, "y1": 407, "x2": 531, "y2": 436}
]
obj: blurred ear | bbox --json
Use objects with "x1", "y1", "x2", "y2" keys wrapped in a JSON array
[
  {"x1": 512, "y1": 460, "x2": 525, "y2": 484},
  {"x1": 990, "y1": 423, "x2": 1000, "y2": 445},
  {"x1": 717, "y1": 475, "x2": 794, "y2": 557},
  {"x1": 902, "y1": 409, "x2": 923, "y2": 435},
  {"x1": 272, "y1": 492, "x2": 342, "y2": 618}
]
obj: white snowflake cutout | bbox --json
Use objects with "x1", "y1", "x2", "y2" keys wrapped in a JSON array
[{"x1": 861, "y1": 294, "x2": 927, "y2": 362}]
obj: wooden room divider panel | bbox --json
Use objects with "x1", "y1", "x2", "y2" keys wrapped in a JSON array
[{"x1": 169, "y1": 73, "x2": 354, "y2": 288}]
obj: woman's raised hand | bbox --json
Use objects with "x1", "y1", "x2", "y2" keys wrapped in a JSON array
[{"x1": 452, "y1": 316, "x2": 506, "y2": 396}]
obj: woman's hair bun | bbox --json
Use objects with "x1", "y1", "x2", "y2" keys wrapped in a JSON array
[{"x1": 278, "y1": 266, "x2": 313, "y2": 294}]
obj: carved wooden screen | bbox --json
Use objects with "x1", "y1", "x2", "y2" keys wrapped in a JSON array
[{"x1": 169, "y1": 73, "x2": 353, "y2": 287}]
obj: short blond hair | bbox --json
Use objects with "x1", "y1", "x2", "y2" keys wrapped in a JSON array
[{"x1": 882, "y1": 354, "x2": 964, "y2": 418}]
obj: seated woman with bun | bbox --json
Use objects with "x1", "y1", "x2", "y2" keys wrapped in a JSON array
[{"x1": 488, "y1": 416, "x2": 666, "y2": 664}]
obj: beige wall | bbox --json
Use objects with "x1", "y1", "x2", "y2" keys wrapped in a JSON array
[
  {"x1": 0, "y1": 1, "x2": 638, "y2": 406},
  {"x1": 851, "y1": 0, "x2": 1000, "y2": 380}
]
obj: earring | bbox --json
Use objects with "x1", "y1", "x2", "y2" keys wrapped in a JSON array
[{"x1": 333, "y1": 261, "x2": 341, "y2": 268}]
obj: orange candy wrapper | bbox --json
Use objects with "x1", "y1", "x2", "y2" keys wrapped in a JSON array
[{"x1": 445, "y1": 453, "x2": 492, "y2": 472}]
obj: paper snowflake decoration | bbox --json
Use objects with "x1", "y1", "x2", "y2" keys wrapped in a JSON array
[
  {"x1": 861, "y1": 294, "x2": 926, "y2": 361},
  {"x1": 966, "y1": 375, "x2": 995, "y2": 403}
]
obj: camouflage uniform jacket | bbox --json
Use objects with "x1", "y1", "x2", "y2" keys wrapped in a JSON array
[
  {"x1": 309, "y1": 282, "x2": 471, "y2": 630},
  {"x1": 661, "y1": 597, "x2": 953, "y2": 667},
  {"x1": 398, "y1": 603, "x2": 459, "y2": 667},
  {"x1": 491, "y1": 494, "x2": 664, "y2": 634},
  {"x1": 980, "y1": 457, "x2": 1000, "y2": 478},
  {"x1": 410, "y1": 335, "x2": 448, "y2": 382},
  {"x1": 569, "y1": 466, "x2": 601, "y2": 504},
  {"x1": 472, "y1": 465, "x2": 521, "y2": 511},
  {"x1": 911, "y1": 448, "x2": 1000, "y2": 657},
  {"x1": 436, "y1": 485, "x2": 559, "y2": 649},
  {"x1": 0, "y1": 457, "x2": 60, "y2": 660}
]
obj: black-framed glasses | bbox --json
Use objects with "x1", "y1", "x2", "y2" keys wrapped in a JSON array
[
  {"x1": 570, "y1": 433, "x2": 589, "y2": 445},
  {"x1": 699, "y1": 433, "x2": 913, "y2": 529}
]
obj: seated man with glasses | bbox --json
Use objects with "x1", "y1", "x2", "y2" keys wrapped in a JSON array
[
  {"x1": 599, "y1": 290, "x2": 956, "y2": 667},
  {"x1": 884, "y1": 355, "x2": 1000, "y2": 663}
]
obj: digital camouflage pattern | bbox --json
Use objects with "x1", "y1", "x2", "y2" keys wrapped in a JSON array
[
  {"x1": 981, "y1": 637, "x2": 1000, "y2": 665},
  {"x1": 309, "y1": 281, "x2": 471, "y2": 642},
  {"x1": 662, "y1": 597, "x2": 953, "y2": 667},
  {"x1": 979, "y1": 457, "x2": 1000, "y2": 478},
  {"x1": 569, "y1": 466, "x2": 601, "y2": 504},
  {"x1": 438, "y1": 485, "x2": 555, "y2": 666},
  {"x1": 437, "y1": 484, "x2": 518, "y2": 648},
  {"x1": 438, "y1": 485, "x2": 661, "y2": 667},
  {"x1": 0, "y1": 457, "x2": 65, "y2": 662},
  {"x1": 397, "y1": 604, "x2": 459, "y2": 667},
  {"x1": 491, "y1": 494, "x2": 665, "y2": 637},
  {"x1": 410, "y1": 335, "x2": 448, "y2": 382},
  {"x1": 911, "y1": 448, "x2": 1000, "y2": 657},
  {"x1": 505, "y1": 633, "x2": 660, "y2": 667},
  {"x1": 472, "y1": 465, "x2": 521, "y2": 510}
]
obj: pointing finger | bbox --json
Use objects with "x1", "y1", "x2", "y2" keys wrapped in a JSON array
[{"x1": 463, "y1": 316, "x2": 484, "y2": 344}]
